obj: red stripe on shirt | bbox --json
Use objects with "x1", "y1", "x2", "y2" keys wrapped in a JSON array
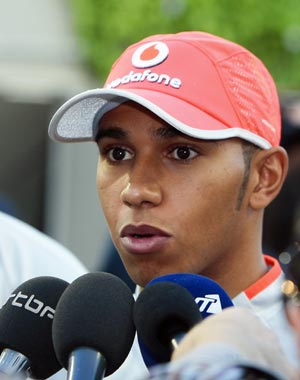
[{"x1": 244, "y1": 255, "x2": 282, "y2": 300}]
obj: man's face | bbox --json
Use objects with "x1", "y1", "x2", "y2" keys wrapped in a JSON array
[{"x1": 96, "y1": 102, "x2": 252, "y2": 289}]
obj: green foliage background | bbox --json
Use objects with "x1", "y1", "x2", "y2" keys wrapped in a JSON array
[{"x1": 70, "y1": 0, "x2": 300, "y2": 90}]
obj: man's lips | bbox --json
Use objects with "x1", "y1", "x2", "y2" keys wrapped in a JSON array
[{"x1": 120, "y1": 224, "x2": 171, "y2": 254}]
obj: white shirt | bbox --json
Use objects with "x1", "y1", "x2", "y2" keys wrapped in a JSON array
[{"x1": 0, "y1": 211, "x2": 87, "y2": 304}]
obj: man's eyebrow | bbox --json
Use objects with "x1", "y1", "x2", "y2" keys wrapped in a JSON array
[
  {"x1": 153, "y1": 126, "x2": 221, "y2": 147},
  {"x1": 152, "y1": 126, "x2": 187, "y2": 139},
  {"x1": 95, "y1": 126, "x2": 127, "y2": 142}
]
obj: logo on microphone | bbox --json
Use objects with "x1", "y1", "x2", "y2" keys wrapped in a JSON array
[
  {"x1": 7, "y1": 291, "x2": 55, "y2": 319},
  {"x1": 195, "y1": 294, "x2": 222, "y2": 314},
  {"x1": 132, "y1": 42, "x2": 169, "y2": 68}
]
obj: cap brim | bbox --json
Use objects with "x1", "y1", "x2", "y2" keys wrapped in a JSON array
[{"x1": 49, "y1": 88, "x2": 271, "y2": 148}]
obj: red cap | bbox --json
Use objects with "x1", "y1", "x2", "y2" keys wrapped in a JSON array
[{"x1": 49, "y1": 31, "x2": 281, "y2": 148}]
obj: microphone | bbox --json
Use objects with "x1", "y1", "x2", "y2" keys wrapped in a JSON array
[
  {"x1": 0, "y1": 276, "x2": 69, "y2": 379},
  {"x1": 52, "y1": 272, "x2": 136, "y2": 380},
  {"x1": 134, "y1": 281, "x2": 202, "y2": 363},
  {"x1": 135, "y1": 273, "x2": 233, "y2": 367},
  {"x1": 148, "y1": 273, "x2": 233, "y2": 316}
]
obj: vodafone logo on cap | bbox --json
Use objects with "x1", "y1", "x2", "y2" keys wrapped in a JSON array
[
  {"x1": 106, "y1": 40, "x2": 181, "y2": 90},
  {"x1": 132, "y1": 41, "x2": 169, "y2": 68}
]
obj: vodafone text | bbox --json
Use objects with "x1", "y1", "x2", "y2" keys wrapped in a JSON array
[
  {"x1": 106, "y1": 69, "x2": 182, "y2": 89},
  {"x1": 7, "y1": 291, "x2": 55, "y2": 319}
]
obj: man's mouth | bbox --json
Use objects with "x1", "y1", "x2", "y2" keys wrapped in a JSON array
[{"x1": 120, "y1": 224, "x2": 170, "y2": 254}]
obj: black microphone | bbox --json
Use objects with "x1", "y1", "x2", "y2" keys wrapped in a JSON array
[
  {"x1": 52, "y1": 272, "x2": 135, "y2": 380},
  {"x1": 136, "y1": 273, "x2": 234, "y2": 367},
  {"x1": 0, "y1": 276, "x2": 69, "y2": 379},
  {"x1": 133, "y1": 281, "x2": 202, "y2": 363}
]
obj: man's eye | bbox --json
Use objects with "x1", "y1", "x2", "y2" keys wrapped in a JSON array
[
  {"x1": 108, "y1": 147, "x2": 133, "y2": 161},
  {"x1": 170, "y1": 146, "x2": 198, "y2": 160}
]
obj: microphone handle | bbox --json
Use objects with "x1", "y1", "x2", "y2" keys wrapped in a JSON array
[
  {"x1": 170, "y1": 332, "x2": 185, "y2": 351},
  {"x1": 0, "y1": 348, "x2": 31, "y2": 380},
  {"x1": 67, "y1": 347, "x2": 107, "y2": 380}
]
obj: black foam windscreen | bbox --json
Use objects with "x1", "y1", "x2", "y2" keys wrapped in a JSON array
[
  {"x1": 138, "y1": 273, "x2": 234, "y2": 367},
  {"x1": 0, "y1": 276, "x2": 69, "y2": 379},
  {"x1": 133, "y1": 281, "x2": 202, "y2": 362},
  {"x1": 52, "y1": 272, "x2": 135, "y2": 376}
]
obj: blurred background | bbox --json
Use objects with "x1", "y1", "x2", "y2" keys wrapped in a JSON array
[{"x1": 0, "y1": 0, "x2": 299, "y2": 281}]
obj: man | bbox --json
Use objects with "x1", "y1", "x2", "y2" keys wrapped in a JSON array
[{"x1": 48, "y1": 31, "x2": 296, "y2": 378}]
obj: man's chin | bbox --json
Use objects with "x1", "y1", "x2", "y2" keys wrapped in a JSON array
[{"x1": 132, "y1": 269, "x2": 183, "y2": 288}]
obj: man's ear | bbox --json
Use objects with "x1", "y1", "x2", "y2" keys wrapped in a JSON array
[{"x1": 249, "y1": 147, "x2": 289, "y2": 210}]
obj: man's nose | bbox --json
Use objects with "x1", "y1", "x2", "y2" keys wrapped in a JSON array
[{"x1": 120, "y1": 162, "x2": 162, "y2": 208}]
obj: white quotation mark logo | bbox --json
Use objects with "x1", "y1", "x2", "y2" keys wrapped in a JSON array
[
  {"x1": 195, "y1": 294, "x2": 222, "y2": 314},
  {"x1": 132, "y1": 42, "x2": 169, "y2": 68}
]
